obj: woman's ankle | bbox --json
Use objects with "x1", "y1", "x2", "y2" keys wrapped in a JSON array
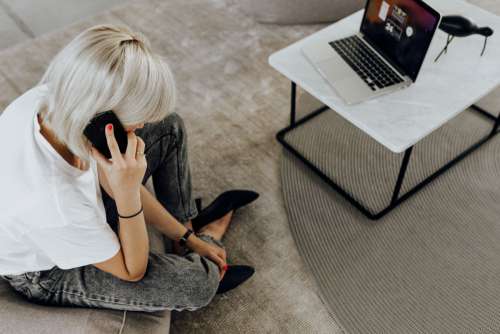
[
  {"x1": 199, "y1": 211, "x2": 232, "y2": 233},
  {"x1": 197, "y1": 225, "x2": 223, "y2": 241}
]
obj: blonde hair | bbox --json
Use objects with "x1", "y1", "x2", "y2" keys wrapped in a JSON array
[{"x1": 36, "y1": 23, "x2": 176, "y2": 164}]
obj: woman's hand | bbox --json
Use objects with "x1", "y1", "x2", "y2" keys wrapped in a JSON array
[
  {"x1": 96, "y1": 161, "x2": 114, "y2": 199},
  {"x1": 188, "y1": 236, "x2": 228, "y2": 280},
  {"x1": 90, "y1": 124, "x2": 147, "y2": 201}
]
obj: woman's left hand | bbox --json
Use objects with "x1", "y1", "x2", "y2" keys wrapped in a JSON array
[{"x1": 188, "y1": 236, "x2": 227, "y2": 280}]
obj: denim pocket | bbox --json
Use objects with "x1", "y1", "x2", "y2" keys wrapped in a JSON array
[
  {"x1": 38, "y1": 266, "x2": 63, "y2": 293},
  {"x1": 20, "y1": 286, "x2": 33, "y2": 299}
]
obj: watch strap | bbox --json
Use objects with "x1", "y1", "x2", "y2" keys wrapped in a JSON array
[{"x1": 179, "y1": 228, "x2": 194, "y2": 247}]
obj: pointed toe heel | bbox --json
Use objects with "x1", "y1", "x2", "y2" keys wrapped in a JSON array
[
  {"x1": 192, "y1": 190, "x2": 259, "y2": 232},
  {"x1": 216, "y1": 265, "x2": 255, "y2": 294},
  {"x1": 195, "y1": 197, "x2": 203, "y2": 213}
]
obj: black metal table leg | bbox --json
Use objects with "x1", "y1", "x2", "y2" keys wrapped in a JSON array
[
  {"x1": 490, "y1": 112, "x2": 500, "y2": 136},
  {"x1": 291, "y1": 82, "x2": 296, "y2": 126},
  {"x1": 470, "y1": 104, "x2": 498, "y2": 121},
  {"x1": 277, "y1": 82, "x2": 500, "y2": 220},
  {"x1": 390, "y1": 147, "x2": 413, "y2": 205},
  {"x1": 470, "y1": 104, "x2": 500, "y2": 136}
]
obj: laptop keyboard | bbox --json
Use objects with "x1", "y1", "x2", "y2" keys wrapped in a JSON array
[{"x1": 329, "y1": 36, "x2": 404, "y2": 91}]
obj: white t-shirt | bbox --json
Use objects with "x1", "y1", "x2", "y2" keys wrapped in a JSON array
[{"x1": 0, "y1": 84, "x2": 121, "y2": 275}]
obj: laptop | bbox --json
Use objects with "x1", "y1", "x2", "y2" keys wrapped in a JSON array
[{"x1": 301, "y1": 0, "x2": 441, "y2": 105}]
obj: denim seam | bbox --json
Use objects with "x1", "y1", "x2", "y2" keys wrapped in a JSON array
[
  {"x1": 143, "y1": 123, "x2": 193, "y2": 224},
  {"x1": 175, "y1": 143, "x2": 188, "y2": 218},
  {"x1": 185, "y1": 205, "x2": 198, "y2": 222},
  {"x1": 149, "y1": 130, "x2": 189, "y2": 220},
  {"x1": 172, "y1": 145, "x2": 187, "y2": 219},
  {"x1": 144, "y1": 132, "x2": 185, "y2": 214},
  {"x1": 50, "y1": 288, "x2": 203, "y2": 310},
  {"x1": 173, "y1": 115, "x2": 190, "y2": 219}
]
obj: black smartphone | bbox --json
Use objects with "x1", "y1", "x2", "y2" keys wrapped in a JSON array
[{"x1": 83, "y1": 110, "x2": 128, "y2": 160}]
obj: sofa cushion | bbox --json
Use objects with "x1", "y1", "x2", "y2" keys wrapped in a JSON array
[
  {"x1": 239, "y1": 0, "x2": 365, "y2": 24},
  {"x1": 0, "y1": 177, "x2": 171, "y2": 334}
]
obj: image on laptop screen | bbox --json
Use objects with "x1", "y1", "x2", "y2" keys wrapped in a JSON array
[{"x1": 361, "y1": 0, "x2": 440, "y2": 81}]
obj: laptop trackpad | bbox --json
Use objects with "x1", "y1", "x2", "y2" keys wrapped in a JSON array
[
  {"x1": 317, "y1": 57, "x2": 355, "y2": 82},
  {"x1": 316, "y1": 57, "x2": 374, "y2": 104}
]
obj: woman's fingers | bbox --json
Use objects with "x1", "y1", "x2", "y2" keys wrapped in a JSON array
[
  {"x1": 213, "y1": 247, "x2": 227, "y2": 278},
  {"x1": 125, "y1": 131, "x2": 138, "y2": 159},
  {"x1": 136, "y1": 136, "x2": 146, "y2": 160},
  {"x1": 219, "y1": 249, "x2": 227, "y2": 263},
  {"x1": 212, "y1": 253, "x2": 227, "y2": 275},
  {"x1": 219, "y1": 254, "x2": 227, "y2": 280},
  {"x1": 90, "y1": 146, "x2": 112, "y2": 169},
  {"x1": 105, "y1": 124, "x2": 123, "y2": 163}
]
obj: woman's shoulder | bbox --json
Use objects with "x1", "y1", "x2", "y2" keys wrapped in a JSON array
[{"x1": 2, "y1": 84, "x2": 48, "y2": 115}]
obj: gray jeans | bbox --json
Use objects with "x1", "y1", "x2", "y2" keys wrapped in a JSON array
[{"x1": 0, "y1": 112, "x2": 225, "y2": 312}]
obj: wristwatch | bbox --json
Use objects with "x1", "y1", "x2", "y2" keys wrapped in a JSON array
[{"x1": 179, "y1": 228, "x2": 194, "y2": 247}]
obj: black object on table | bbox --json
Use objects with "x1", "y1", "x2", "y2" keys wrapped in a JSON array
[{"x1": 435, "y1": 15, "x2": 494, "y2": 62}]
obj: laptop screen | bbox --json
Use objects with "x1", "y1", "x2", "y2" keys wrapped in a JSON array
[{"x1": 360, "y1": 0, "x2": 440, "y2": 81}]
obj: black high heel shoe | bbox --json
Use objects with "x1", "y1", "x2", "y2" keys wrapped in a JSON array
[
  {"x1": 192, "y1": 190, "x2": 259, "y2": 233},
  {"x1": 216, "y1": 265, "x2": 255, "y2": 294}
]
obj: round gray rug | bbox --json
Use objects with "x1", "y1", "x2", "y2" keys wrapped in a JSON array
[{"x1": 281, "y1": 93, "x2": 500, "y2": 333}]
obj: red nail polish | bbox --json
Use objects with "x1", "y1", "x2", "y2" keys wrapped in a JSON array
[{"x1": 107, "y1": 124, "x2": 113, "y2": 131}]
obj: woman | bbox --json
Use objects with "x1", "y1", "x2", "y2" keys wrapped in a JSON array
[{"x1": 0, "y1": 24, "x2": 257, "y2": 312}]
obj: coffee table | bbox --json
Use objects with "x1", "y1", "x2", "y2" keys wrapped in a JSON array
[{"x1": 270, "y1": 0, "x2": 500, "y2": 220}]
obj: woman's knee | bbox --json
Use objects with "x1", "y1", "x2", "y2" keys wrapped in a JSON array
[
  {"x1": 180, "y1": 255, "x2": 220, "y2": 308},
  {"x1": 152, "y1": 253, "x2": 219, "y2": 310},
  {"x1": 161, "y1": 112, "x2": 186, "y2": 140}
]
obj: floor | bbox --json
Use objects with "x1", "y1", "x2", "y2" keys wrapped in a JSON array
[
  {"x1": 0, "y1": 0, "x2": 127, "y2": 51},
  {"x1": 0, "y1": 0, "x2": 341, "y2": 332},
  {"x1": 4, "y1": 0, "x2": 496, "y2": 332}
]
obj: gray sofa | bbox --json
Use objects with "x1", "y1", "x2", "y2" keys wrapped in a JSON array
[
  {"x1": 0, "y1": 177, "x2": 172, "y2": 334},
  {"x1": 240, "y1": 0, "x2": 365, "y2": 24}
]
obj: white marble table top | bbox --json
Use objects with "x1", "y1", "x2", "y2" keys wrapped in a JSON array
[{"x1": 269, "y1": 0, "x2": 500, "y2": 153}]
